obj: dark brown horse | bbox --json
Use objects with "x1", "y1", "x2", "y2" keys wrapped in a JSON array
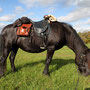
[{"x1": 0, "y1": 19, "x2": 90, "y2": 77}]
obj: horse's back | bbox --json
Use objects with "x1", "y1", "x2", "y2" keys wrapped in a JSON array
[{"x1": 1, "y1": 21, "x2": 66, "y2": 51}]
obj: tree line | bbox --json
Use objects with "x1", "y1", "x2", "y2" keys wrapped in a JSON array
[{"x1": 78, "y1": 31, "x2": 90, "y2": 44}]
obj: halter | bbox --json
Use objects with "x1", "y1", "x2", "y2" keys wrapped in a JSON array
[{"x1": 75, "y1": 54, "x2": 86, "y2": 90}]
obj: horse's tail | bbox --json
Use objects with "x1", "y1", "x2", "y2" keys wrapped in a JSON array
[
  {"x1": 0, "y1": 34, "x2": 3, "y2": 56},
  {"x1": 0, "y1": 34, "x2": 7, "y2": 73}
]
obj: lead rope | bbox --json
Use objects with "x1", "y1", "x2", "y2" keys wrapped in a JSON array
[
  {"x1": 75, "y1": 76, "x2": 80, "y2": 90},
  {"x1": 75, "y1": 64, "x2": 80, "y2": 90}
]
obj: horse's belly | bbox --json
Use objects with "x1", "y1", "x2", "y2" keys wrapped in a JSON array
[
  {"x1": 17, "y1": 37, "x2": 45, "y2": 53},
  {"x1": 19, "y1": 46, "x2": 45, "y2": 53}
]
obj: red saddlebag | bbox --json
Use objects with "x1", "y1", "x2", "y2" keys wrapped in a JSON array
[{"x1": 17, "y1": 24, "x2": 32, "y2": 36}]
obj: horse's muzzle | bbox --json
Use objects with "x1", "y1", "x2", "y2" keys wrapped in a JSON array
[{"x1": 78, "y1": 66, "x2": 90, "y2": 76}]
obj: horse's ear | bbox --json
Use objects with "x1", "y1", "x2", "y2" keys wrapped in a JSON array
[{"x1": 13, "y1": 19, "x2": 22, "y2": 28}]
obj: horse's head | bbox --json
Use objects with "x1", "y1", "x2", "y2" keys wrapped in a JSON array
[{"x1": 76, "y1": 49, "x2": 90, "y2": 76}]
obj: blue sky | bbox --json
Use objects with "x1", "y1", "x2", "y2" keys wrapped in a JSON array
[{"x1": 0, "y1": 0, "x2": 90, "y2": 32}]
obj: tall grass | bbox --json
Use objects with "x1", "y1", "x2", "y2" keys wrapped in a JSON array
[{"x1": 0, "y1": 44, "x2": 90, "y2": 90}]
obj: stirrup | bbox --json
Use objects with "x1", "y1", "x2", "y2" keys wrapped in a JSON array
[{"x1": 40, "y1": 43, "x2": 46, "y2": 49}]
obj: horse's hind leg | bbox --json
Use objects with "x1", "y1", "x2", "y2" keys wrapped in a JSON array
[
  {"x1": 43, "y1": 46, "x2": 55, "y2": 76},
  {"x1": 9, "y1": 47, "x2": 18, "y2": 72},
  {"x1": 0, "y1": 48, "x2": 10, "y2": 77}
]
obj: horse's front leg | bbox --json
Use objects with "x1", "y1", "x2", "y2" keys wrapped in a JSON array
[{"x1": 43, "y1": 46, "x2": 55, "y2": 76}]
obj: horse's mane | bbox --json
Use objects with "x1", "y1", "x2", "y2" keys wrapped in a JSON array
[
  {"x1": 59, "y1": 22, "x2": 88, "y2": 50},
  {"x1": 61, "y1": 22, "x2": 75, "y2": 32},
  {"x1": 60, "y1": 22, "x2": 79, "y2": 39}
]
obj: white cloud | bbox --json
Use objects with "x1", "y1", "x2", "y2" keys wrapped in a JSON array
[
  {"x1": 74, "y1": 19, "x2": 90, "y2": 26},
  {"x1": 45, "y1": 7, "x2": 56, "y2": 13},
  {"x1": 75, "y1": 0, "x2": 90, "y2": 8},
  {"x1": 71, "y1": 19, "x2": 90, "y2": 32},
  {"x1": 19, "y1": 0, "x2": 60, "y2": 8},
  {"x1": 15, "y1": 6, "x2": 24, "y2": 14},
  {"x1": 37, "y1": 0, "x2": 58, "y2": 6},
  {"x1": 19, "y1": 0, "x2": 35, "y2": 8},
  {"x1": 58, "y1": 7, "x2": 90, "y2": 22},
  {"x1": 0, "y1": 23, "x2": 5, "y2": 27},
  {"x1": 57, "y1": 0, "x2": 90, "y2": 32},
  {"x1": 0, "y1": 8, "x2": 2, "y2": 12},
  {"x1": 22, "y1": 12, "x2": 34, "y2": 17},
  {"x1": 61, "y1": 0, "x2": 90, "y2": 8},
  {"x1": 0, "y1": 14, "x2": 16, "y2": 22},
  {"x1": 74, "y1": 25, "x2": 90, "y2": 32},
  {"x1": 84, "y1": 19, "x2": 90, "y2": 25},
  {"x1": 62, "y1": 0, "x2": 77, "y2": 6}
]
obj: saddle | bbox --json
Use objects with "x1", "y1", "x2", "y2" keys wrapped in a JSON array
[
  {"x1": 13, "y1": 17, "x2": 50, "y2": 37},
  {"x1": 32, "y1": 20, "x2": 50, "y2": 37}
]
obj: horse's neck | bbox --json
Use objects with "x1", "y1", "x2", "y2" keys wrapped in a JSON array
[{"x1": 65, "y1": 27, "x2": 88, "y2": 55}]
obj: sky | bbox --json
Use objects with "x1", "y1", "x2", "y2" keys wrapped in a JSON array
[{"x1": 0, "y1": 0, "x2": 90, "y2": 32}]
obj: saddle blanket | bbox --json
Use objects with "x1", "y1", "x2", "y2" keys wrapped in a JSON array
[{"x1": 17, "y1": 24, "x2": 32, "y2": 36}]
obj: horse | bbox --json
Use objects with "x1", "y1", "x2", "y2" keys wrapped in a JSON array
[{"x1": 0, "y1": 19, "x2": 90, "y2": 77}]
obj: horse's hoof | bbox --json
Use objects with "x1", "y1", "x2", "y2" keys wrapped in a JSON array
[
  {"x1": 11, "y1": 67, "x2": 17, "y2": 72},
  {"x1": 0, "y1": 71, "x2": 4, "y2": 78},
  {"x1": 42, "y1": 71, "x2": 50, "y2": 76},
  {"x1": 0, "y1": 74, "x2": 4, "y2": 78},
  {"x1": 12, "y1": 69, "x2": 17, "y2": 73}
]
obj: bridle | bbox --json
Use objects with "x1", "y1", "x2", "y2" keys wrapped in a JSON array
[
  {"x1": 80, "y1": 54, "x2": 87, "y2": 64},
  {"x1": 75, "y1": 54, "x2": 86, "y2": 90},
  {"x1": 75, "y1": 49, "x2": 90, "y2": 90}
]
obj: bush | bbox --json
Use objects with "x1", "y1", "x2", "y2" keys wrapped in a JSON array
[{"x1": 78, "y1": 31, "x2": 90, "y2": 44}]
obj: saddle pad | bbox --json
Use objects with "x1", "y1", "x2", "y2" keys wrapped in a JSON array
[{"x1": 17, "y1": 24, "x2": 32, "y2": 36}]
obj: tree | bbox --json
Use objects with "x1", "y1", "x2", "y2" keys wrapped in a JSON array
[{"x1": 78, "y1": 31, "x2": 90, "y2": 44}]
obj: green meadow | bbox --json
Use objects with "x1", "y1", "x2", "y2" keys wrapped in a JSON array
[{"x1": 0, "y1": 44, "x2": 90, "y2": 90}]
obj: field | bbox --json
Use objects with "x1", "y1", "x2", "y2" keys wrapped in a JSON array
[{"x1": 0, "y1": 44, "x2": 90, "y2": 90}]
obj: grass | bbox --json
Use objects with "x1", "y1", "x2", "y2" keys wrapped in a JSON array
[{"x1": 0, "y1": 44, "x2": 90, "y2": 90}]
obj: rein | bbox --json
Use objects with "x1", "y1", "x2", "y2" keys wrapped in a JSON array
[
  {"x1": 75, "y1": 76, "x2": 80, "y2": 90},
  {"x1": 75, "y1": 53, "x2": 88, "y2": 90},
  {"x1": 75, "y1": 64, "x2": 80, "y2": 90}
]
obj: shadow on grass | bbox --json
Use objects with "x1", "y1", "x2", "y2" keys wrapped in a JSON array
[
  {"x1": 85, "y1": 88, "x2": 90, "y2": 90},
  {"x1": 16, "y1": 58, "x2": 74, "y2": 73}
]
